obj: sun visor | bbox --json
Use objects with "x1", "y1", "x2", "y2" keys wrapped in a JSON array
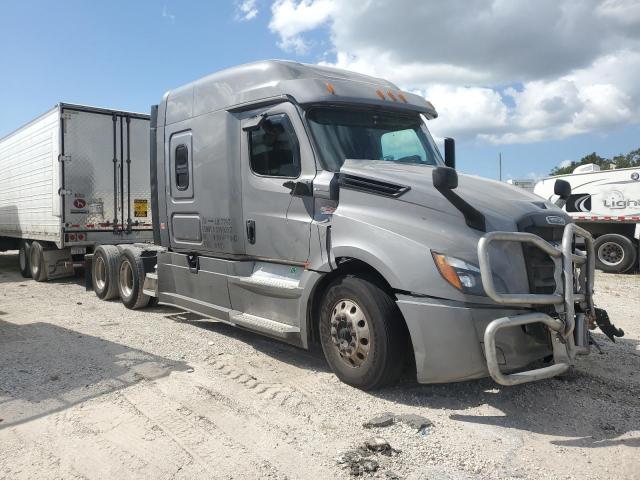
[{"x1": 280, "y1": 78, "x2": 438, "y2": 119}]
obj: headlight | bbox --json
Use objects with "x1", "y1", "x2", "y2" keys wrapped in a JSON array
[{"x1": 432, "y1": 252, "x2": 487, "y2": 296}]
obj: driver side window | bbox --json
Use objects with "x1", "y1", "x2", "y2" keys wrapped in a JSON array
[{"x1": 249, "y1": 114, "x2": 301, "y2": 178}]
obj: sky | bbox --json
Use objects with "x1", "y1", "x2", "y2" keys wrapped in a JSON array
[{"x1": 1, "y1": 0, "x2": 639, "y2": 180}]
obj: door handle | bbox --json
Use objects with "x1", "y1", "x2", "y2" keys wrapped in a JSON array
[
  {"x1": 246, "y1": 219, "x2": 256, "y2": 244},
  {"x1": 187, "y1": 254, "x2": 199, "y2": 273}
]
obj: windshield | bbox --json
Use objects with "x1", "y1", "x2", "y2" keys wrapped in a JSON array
[{"x1": 306, "y1": 107, "x2": 443, "y2": 172}]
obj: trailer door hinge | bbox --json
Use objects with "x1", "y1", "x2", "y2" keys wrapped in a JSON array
[
  {"x1": 59, "y1": 188, "x2": 73, "y2": 196},
  {"x1": 59, "y1": 154, "x2": 71, "y2": 163}
]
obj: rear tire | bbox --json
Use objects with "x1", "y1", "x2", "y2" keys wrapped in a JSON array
[
  {"x1": 318, "y1": 274, "x2": 407, "y2": 390},
  {"x1": 117, "y1": 248, "x2": 151, "y2": 310},
  {"x1": 594, "y1": 234, "x2": 637, "y2": 273},
  {"x1": 19, "y1": 241, "x2": 31, "y2": 278},
  {"x1": 28, "y1": 241, "x2": 47, "y2": 282},
  {"x1": 92, "y1": 245, "x2": 120, "y2": 300}
]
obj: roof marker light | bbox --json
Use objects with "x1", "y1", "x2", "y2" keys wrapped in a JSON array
[
  {"x1": 326, "y1": 82, "x2": 336, "y2": 95},
  {"x1": 375, "y1": 89, "x2": 386, "y2": 100},
  {"x1": 398, "y1": 93, "x2": 408, "y2": 103},
  {"x1": 387, "y1": 90, "x2": 397, "y2": 101}
]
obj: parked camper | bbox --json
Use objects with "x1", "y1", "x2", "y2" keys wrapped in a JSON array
[
  {"x1": 0, "y1": 104, "x2": 153, "y2": 280},
  {"x1": 5, "y1": 62, "x2": 621, "y2": 390},
  {"x1": 534, "y1": 163, "x2": 640, "y2": 273}
]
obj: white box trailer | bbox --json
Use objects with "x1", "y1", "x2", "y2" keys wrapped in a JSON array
[{"x1": 0, "y1": 103, "x2": 153, "y2": 280}]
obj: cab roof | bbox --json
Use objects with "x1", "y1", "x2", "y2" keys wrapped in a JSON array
[{"x1": 162, "y1": 60, "x2": 437, "y2": 125}]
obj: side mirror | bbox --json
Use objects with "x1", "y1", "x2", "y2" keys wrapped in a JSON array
[
  {"x1": 444, "y1": 137, "x2": 456, "y2": 169},
  {"x1": 283, "y1": 180, "x2": 313, "y2": 197},
  {"x1": 432, "y1": 166, "x2": 458, "y2": 190},
  {"x1": 242, "y1": 113, "x2": 267, "y2": 131},
  {"x1": 554, "y1": 179, "x2": 571, "y2": 200}
]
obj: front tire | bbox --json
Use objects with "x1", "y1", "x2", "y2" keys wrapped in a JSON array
[
  {"x1": 319, "y1": 274, "x2": 407, "y2": 390},
  {"x1": 19, "y1": 241, "x2": 31, "y2": 278},
  {"x1": 594, "y1": 234, "x2": 637, "y2": 273},
  {"x1": 117, "y1": 248, "x2": 151, "y2": 310}
]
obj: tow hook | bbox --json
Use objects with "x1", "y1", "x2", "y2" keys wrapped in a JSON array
[{"x1": 589, "y1": 308, "x2": 624, "y2": 343}]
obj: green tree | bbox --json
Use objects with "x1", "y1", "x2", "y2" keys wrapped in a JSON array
[{"x1": 549, "y1": 148, "x2": 640, "y2": 176}]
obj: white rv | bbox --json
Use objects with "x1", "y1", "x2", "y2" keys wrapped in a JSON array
[{"x1": 534, "y1": 163, "x2": 640, "y2": 273}]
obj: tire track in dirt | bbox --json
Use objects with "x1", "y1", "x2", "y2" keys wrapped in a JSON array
[{"x1": 138, "y1": 366, "x2": 346, "y2": 479}]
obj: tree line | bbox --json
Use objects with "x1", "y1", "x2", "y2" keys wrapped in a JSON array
[{"x1": 550, "y1": 147, "x2": 640, "y2": 176}]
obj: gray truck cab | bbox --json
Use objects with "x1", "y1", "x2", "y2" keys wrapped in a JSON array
[{"x1": 142, "y1": 60, "x2": 616, "y2": 389}]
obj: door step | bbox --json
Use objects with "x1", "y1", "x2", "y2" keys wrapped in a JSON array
[{"x1": 229, "y1": 310, "x2": 300, "y2": 340}]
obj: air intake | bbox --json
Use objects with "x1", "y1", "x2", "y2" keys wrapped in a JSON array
[{"x1": 339, "y1": 174, "x2": 410, "y2": 198}]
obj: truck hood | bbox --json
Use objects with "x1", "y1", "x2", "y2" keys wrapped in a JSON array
[{"x1": 339, "y1": 160, "x2": 560, "y2": 231}]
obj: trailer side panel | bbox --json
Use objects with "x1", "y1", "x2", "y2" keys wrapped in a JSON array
[{"x1": 0, "y1": 107, "x2": 61, "y2": 244}]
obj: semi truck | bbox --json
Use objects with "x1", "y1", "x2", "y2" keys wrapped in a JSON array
[
  {"x1": 0, "y1": 103, "x2": 153, "y2": 281},
  {"x1": 1, "y1": 61, "x2": 621, "y2": 389},
  {"x1": 535, "y1": 163, "x2": 640, "y2": 273}
]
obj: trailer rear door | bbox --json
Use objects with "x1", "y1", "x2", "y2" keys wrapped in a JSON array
[{"x1": 61, "y1": 106, "x2": 151, "y2": 237}]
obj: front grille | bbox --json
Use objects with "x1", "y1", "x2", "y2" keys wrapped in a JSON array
[{"x1": 520, "y1": 224, "x2": 564, "y2": 295}]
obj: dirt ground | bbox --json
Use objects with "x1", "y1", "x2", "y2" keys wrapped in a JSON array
[{"x1": 0, "y1": 251, "x2": 638, "y2": 480}]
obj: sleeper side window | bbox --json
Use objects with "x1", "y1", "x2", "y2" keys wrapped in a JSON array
[
  {"x1": 175, "y1": 144, "x2": 189, "y2": 190},
  {"x1": 249, "y1": 115, "x2": 300, "y2": 178}
]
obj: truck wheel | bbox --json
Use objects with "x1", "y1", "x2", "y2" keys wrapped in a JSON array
[
  {"x1": 92, "y1": 245, "x2": 120, "y2": 300},
  {"x1": 29, "y1": 241, "x2": 47, "y2": 282},
  {"x1": 19, "y1": 241, "x2": 31, "y2": 278},
  {"x1": 117, "y1": 248, "x2": 150, "y2": 310},
  {"x1": 594, "y1": 234, "x2": 637, "y2": 273},
  {"x1": 318, "y1": 274, "x2": 407, "y2": 390}
]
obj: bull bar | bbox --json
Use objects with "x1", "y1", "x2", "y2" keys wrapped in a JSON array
[{"x1": 477, "y1": 223, "x2": 595, "y2": 386}]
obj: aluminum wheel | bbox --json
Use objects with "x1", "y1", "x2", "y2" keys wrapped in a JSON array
[
  {"x1": 598, "y1": 241, "x2": 624, "y2": 267},
  {"x1": 94, "y1": 255, "x2": 107, "y2": 291},
  {"x1": 330, "y1": 299, "x2": 371, "y2": 367},
  {"x1": 119, "y1": 259, "x2": 134, "y2": 299}
]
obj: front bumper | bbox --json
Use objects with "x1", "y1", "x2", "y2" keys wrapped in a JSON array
[
  {"x1": 477, "y1": 222, "x2": 596, "y2": 385},
  {"x1": 396, "y1": 296, "x2": 551, "y2": 383},
  {"x1": 398, "y1": 223, "x2": 599, "y2": 386}
]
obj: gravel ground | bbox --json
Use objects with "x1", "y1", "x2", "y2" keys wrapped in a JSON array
[{"x1": 0, "y1": 250, "x2": 638, "y2": 480}]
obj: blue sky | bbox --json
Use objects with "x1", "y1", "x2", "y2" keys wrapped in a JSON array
[{"x1": 1, "y1": 0, "x2": 639, "y2": 180}]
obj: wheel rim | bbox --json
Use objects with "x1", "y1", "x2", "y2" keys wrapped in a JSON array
[
  {"x1": 598, "y1": 241, "x2": 624, "y2": 266},
  {"x1": 329, "y1": 299, "x2": 371, "y2": 367},
  {"x1": 119, "y1": 260, "x2": 134, "y2": 299},
  {"x1": 19, "y1": 246, "x2": 27, "y2": 270},
  {"x1": 30, "y1": 246, "x2": 40, "y2": 276},
  {"x1": 94, "y1": 255, "x2": 107, "y2": 291}
]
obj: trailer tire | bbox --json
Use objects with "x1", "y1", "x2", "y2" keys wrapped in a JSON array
[
  {"x1": 594, "y1": 234, "x2": 637, "y2": 273},
  {"x1": 318, "y1": 274, "x2": 407, "y2": 390},
  {"x1": 19, "y1": 241, "x2": 31, "y2": 278},
  {"x1": 117, "y1": 248, "x2": 150, "y2": 310},
  {"x1": 92, "y1": 245, "x2": 120, "y2": 300},
  {"x1": 29, "y1": 241, "x2": 47, "y2": 282}
]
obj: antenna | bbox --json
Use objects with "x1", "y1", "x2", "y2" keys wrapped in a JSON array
[{"x1": 499, "y1": 152, "x2": 503, "y2": 181}]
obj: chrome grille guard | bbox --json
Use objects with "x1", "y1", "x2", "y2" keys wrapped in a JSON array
[{"x1": 477, "y1": 223, "x2": 595, "y2": 386}]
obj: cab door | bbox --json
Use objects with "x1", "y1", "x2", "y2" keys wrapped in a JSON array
[{"x1": 240, "y1": 103, "x2": 316, "y2": 263}]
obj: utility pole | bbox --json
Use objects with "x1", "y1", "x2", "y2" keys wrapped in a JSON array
[{"x1": 499, "y1": 152, "x2": 503, "y2": 181}]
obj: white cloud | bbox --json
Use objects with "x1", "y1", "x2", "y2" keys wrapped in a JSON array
[
  {"x1": 269, "y1": 0, "x2": 336, "y2": 53},
  {"x1": 558, "y1": 160, "x2": 573, "y2": 169},
  {"x1": 237, "y1": 0, "x2": 259, "y2": 21},
  {"x1": 266, "y1": 0, "x2": 640, "y2": 144},
  {"x1": 162, "y1": 4, "x2": 175, "y2": 23}
]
